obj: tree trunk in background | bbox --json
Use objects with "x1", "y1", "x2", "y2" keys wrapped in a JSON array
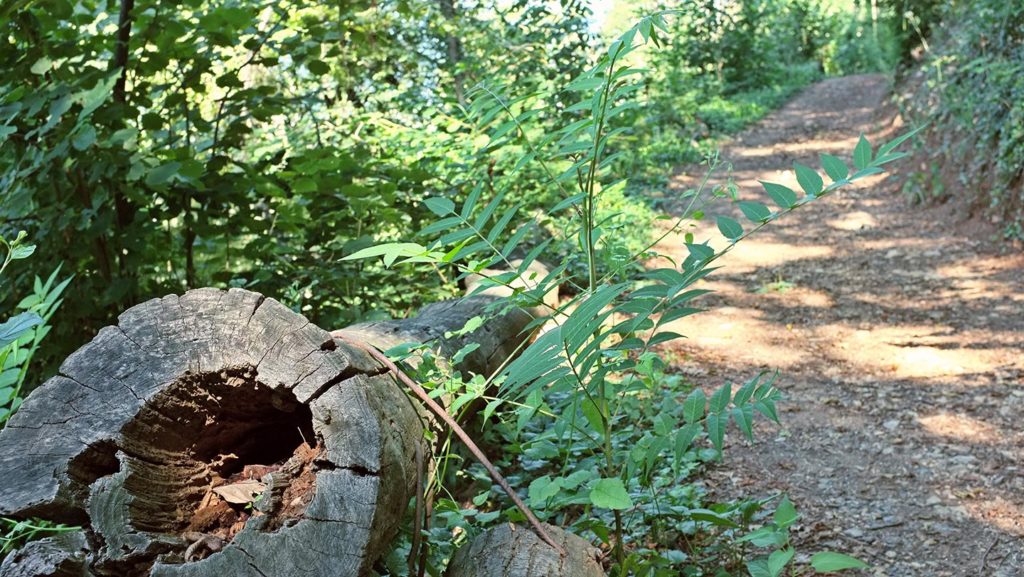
[{"x1": 438, "y1": 0, "x2": 466, "y2": 106}]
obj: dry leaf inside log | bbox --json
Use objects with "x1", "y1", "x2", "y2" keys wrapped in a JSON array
[{"x1": 212, "y1": 480, "x2": 266, "y2": 504}]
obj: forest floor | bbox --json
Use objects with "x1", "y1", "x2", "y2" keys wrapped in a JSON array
[{"x1": 656, "y1": 74, "x2": 1024, "y2": 577}]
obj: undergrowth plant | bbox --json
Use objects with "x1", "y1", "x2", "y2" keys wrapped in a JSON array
[
  {"x1": 346, "y1": 12, "x2": 919, "y2": 577},
  {"x1": 0, "y1": 231, "x2": 75, "y2": 552}
]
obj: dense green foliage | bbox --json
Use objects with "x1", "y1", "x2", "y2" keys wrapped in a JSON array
[
  {"x1": 1, "y1": 0, "x2": 896, "y2": 372},
  {"x1": 900, "y1": 0, "x2": 1023, "y2": 238},
  {"x1": 0, "y1": 0, "x2": 595, "y2": 368},
  {"x1": 343, "y1": 12, "x2": 917, "y2": 575},
  {"x1": 617, "y1": 0, "x2": 903, "y2": 188}
]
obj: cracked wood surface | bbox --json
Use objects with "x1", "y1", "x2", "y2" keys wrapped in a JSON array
[
  {"x1": 0, "y1": 288, "x2": 423, "y2": 577},
  {"x1": 1, "y1": 271, "x2": 553, "y2": 577},
  {"x1": 444, "y1": 524, "x2": 605, "y2": 577}
]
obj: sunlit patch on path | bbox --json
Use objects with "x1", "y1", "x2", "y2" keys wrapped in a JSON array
[{"x1": 653, "y1": 74, "x2": 1024, "y2": 576}]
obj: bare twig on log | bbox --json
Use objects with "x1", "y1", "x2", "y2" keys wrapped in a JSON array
[{"x1": 332, "y1": 334, "x2": 565, "y2": 556}]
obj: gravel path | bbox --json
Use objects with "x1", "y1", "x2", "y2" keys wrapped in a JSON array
[{"x1": 658, "y1": 74, "x2": 1024, "y2": 577}]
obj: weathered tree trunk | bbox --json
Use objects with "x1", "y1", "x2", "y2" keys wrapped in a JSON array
[
  {"x1": 445, "y1": 524, "x2": 606, "y2": 577},
  {"x1": 335, "y1": 258, "x2": 554, "y2": 377},
  {"x1": 0, "y1": 288, "x2": 424, "y2": 576},
  {"x1": 0, "y1": 268, "x2": 556, "y2": 576},
  {"x1": 0, "y1": 532, "x2": 90, "y2": 577}
]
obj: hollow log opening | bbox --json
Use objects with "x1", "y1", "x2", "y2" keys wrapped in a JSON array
[{"x1": 116, "y1": 366, "x2": 317, "y2": 542}]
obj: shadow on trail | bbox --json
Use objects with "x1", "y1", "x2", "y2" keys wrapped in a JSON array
[{"x1": 651, "y1": 74, "x2": 1024, "y2": 577}]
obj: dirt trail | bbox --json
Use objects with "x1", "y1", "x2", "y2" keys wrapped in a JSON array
[{"x1": 659, "y1": 74, "x2": 1024, "y2": 577}]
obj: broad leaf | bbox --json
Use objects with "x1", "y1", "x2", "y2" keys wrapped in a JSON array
[
  {"x1": 422, "y1": 197, "x2": 455, "y2": 216},
  {"x1": 716, "y1": 216, "x2": 743, "y2": 240},
  {"x1": 761, "y1": 182, "x2": 797, "y2": 208},
  {"x1": 737, "y1": 201, "x2": 771, "y2": 223},
  {"x1": 793, "y1": 162, "x2": 823, "y2": 196},
  {"x1": 820, "y1": 154, "x2": 849, "y2": 182},
  {"x1": 853, "y1": 135, "x2": 872, "y2": 170},
  {"x1": 589, "y1": 478, "x2": 632, "y2": 510},
  {"x1": 683, "y1": 388, "x2": 706, "y2": 424},
  {"x1": 810, "y1": 552, "x2": 869, "y2": 572},
  {"x1": 0, "y1": 312, "x2": 42, "y2": 349}
]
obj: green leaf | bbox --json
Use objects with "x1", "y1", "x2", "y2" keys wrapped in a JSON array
[
  {"x1": 774, "y1": 496, "x2": 798, "y2": 528},
  {"x1": 72, "y1": 124, "x2": 96, "y2": 151},
  {"x1": 877, "y1": 124, "x2": 926, "y2": 157},
  {"x1": 647, "y1": 331, "x2": 683, "y2": 347},
  {"x1": 760, "y1": 182, "x2": 797, "y2": 208},
  {"x1": 685, "y1": 242, "x2": 714, "y2": 261},
  {"x1": 709, "y1": 382, "x2": 731, "y2": 414},
  {"x1": 0, "y1": 369, "x2": 19, "y2": 388},
  {"x1": 690, "y1": 508, "x2": 739, "y2": 528},
  {"x1": 341, "y1": 242, "x2": 428, "y2": 267},
  {"x1": 291, "y1": 177, "x2": 317, "y2": 193},
  {"x1": 589, "y1": 478, "x2": 632, "y2": 510},
  {"x1": 528, "y1": 475, "x2": 562, "y2": 507},
  {"x1": 793, "y1": 162, "x2": 823, "y2": 196},
  {"x1": 683, "y1": 388, "x2": 706, "y2": 424},
  {"x1": 76, "y1": 75, "x2": 117, "y2": 120},
  {"x1": 747, "y1": 558, "x2": 772, "y2": 577},
  {"x1": 851, "y1": 166, "x2": 884, "y2": 179},
  {"x1": 731, "y1": 404, "x2": 753, "y2": 441},
  {"x1": 706, "y1": 413, "x2": 725, "y2": 453},
  {"x1": 754, "y1": 399, "x2": 780, "y2": 424},
  {"x1": 716, "y1": 216, "x2": 743, "y2": 241},
  {"x1": 674, "y1": 422, "x2": 701, "y2": 460},
  {"x1": 307, "y1": 59, "x2": 330, "y2": 76},
  {"x1": 581, "y1": 397, "x2": 605, "y2": 433},
  {"x1": 819, "y1": 154, "x2": 849, "y2": 182},
  {"x1": 423, "y1": 197, "x2": 455, "y2": 216},
  {"x1": 768, "y1": 548, "x2": 795, "y2": 577},
  {"x1": 145, "y1": 162, "x2": 180, "y2": 187},
  {"x1": 738, "y1": 527, "x2": 788, "y2": 547},
  {"x1": 141, "y1": 113, "x2": 163, "y2": 131},
  {"x1": 0, "y1": 312, "x2": 42, "y2": 349},
  {"x1": 30, "y1": 57, "x2": 51, "y2": 75},
  {"x1": 675, "y1": 420, "x2": 700, "y2": 461},
  {"x1": 9, "y1": 244, "x2": 35, "y2": 261},
  {"x1": 178, "y1": 160, "x2": 204, "y2": 180},
  {"x1": 810, "y1": 552, "x2": 869, "y2": 572},
  {"x1": 737, "y1": 201, "x2": 771, "y2": 223},
  {"x1": 853, "y1": 135, "x2": 872, "y2": 170}
]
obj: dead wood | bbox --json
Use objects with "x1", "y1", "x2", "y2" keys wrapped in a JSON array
[
  {"x1": 445, "y1": 523, "x2": 606, "y2": 577},
  {"x1": 0, "y1": 289, "x2": 423, "y2": 576},
  {"x1": 0, "y1": 262, "x2": 580, "y2": 576}
]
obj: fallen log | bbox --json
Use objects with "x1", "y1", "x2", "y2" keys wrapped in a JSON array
[
  {"x1": 0, "y1": 532, "x2": 90, "y2": 577},
  {"x1": 0, "y1": 267, "x2": 555, "y2": 576},
  {"x1": 335, "y1": 258, "x2": 554, "y2": 376},
  {"x1": 445, "y1": 524, "x2": 605, "y2": 577},
  {"x1": 0, "y1": 288, "x2": 427, "y2": 576}
]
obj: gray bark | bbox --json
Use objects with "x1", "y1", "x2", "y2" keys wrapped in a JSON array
[
  {"x1": 0, "y1": 532, "x2": 91, "y2": 577},
  {"x1": 445, "y1": 524, "x2": 606, "y2": 577},
  {"x1": 0, "y1": 288, "x2": 424, "y2": 577},
  {"x1": 1, "y1": 264, "x2": 567, "y2": 576},
  {"x1": 336, "y1": 259, "x2": 555, "y2": 377}
]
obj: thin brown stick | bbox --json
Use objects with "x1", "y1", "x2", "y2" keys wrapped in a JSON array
[
  {"x1": 979, "y1": 536, "x2": 999, "y2": 573},
  {"x1": 409, "y1": 441, "x2": 425, "y2": 575},
  {"x1": 332, "y1": 333, "x2": 566, "y2": 556}
]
